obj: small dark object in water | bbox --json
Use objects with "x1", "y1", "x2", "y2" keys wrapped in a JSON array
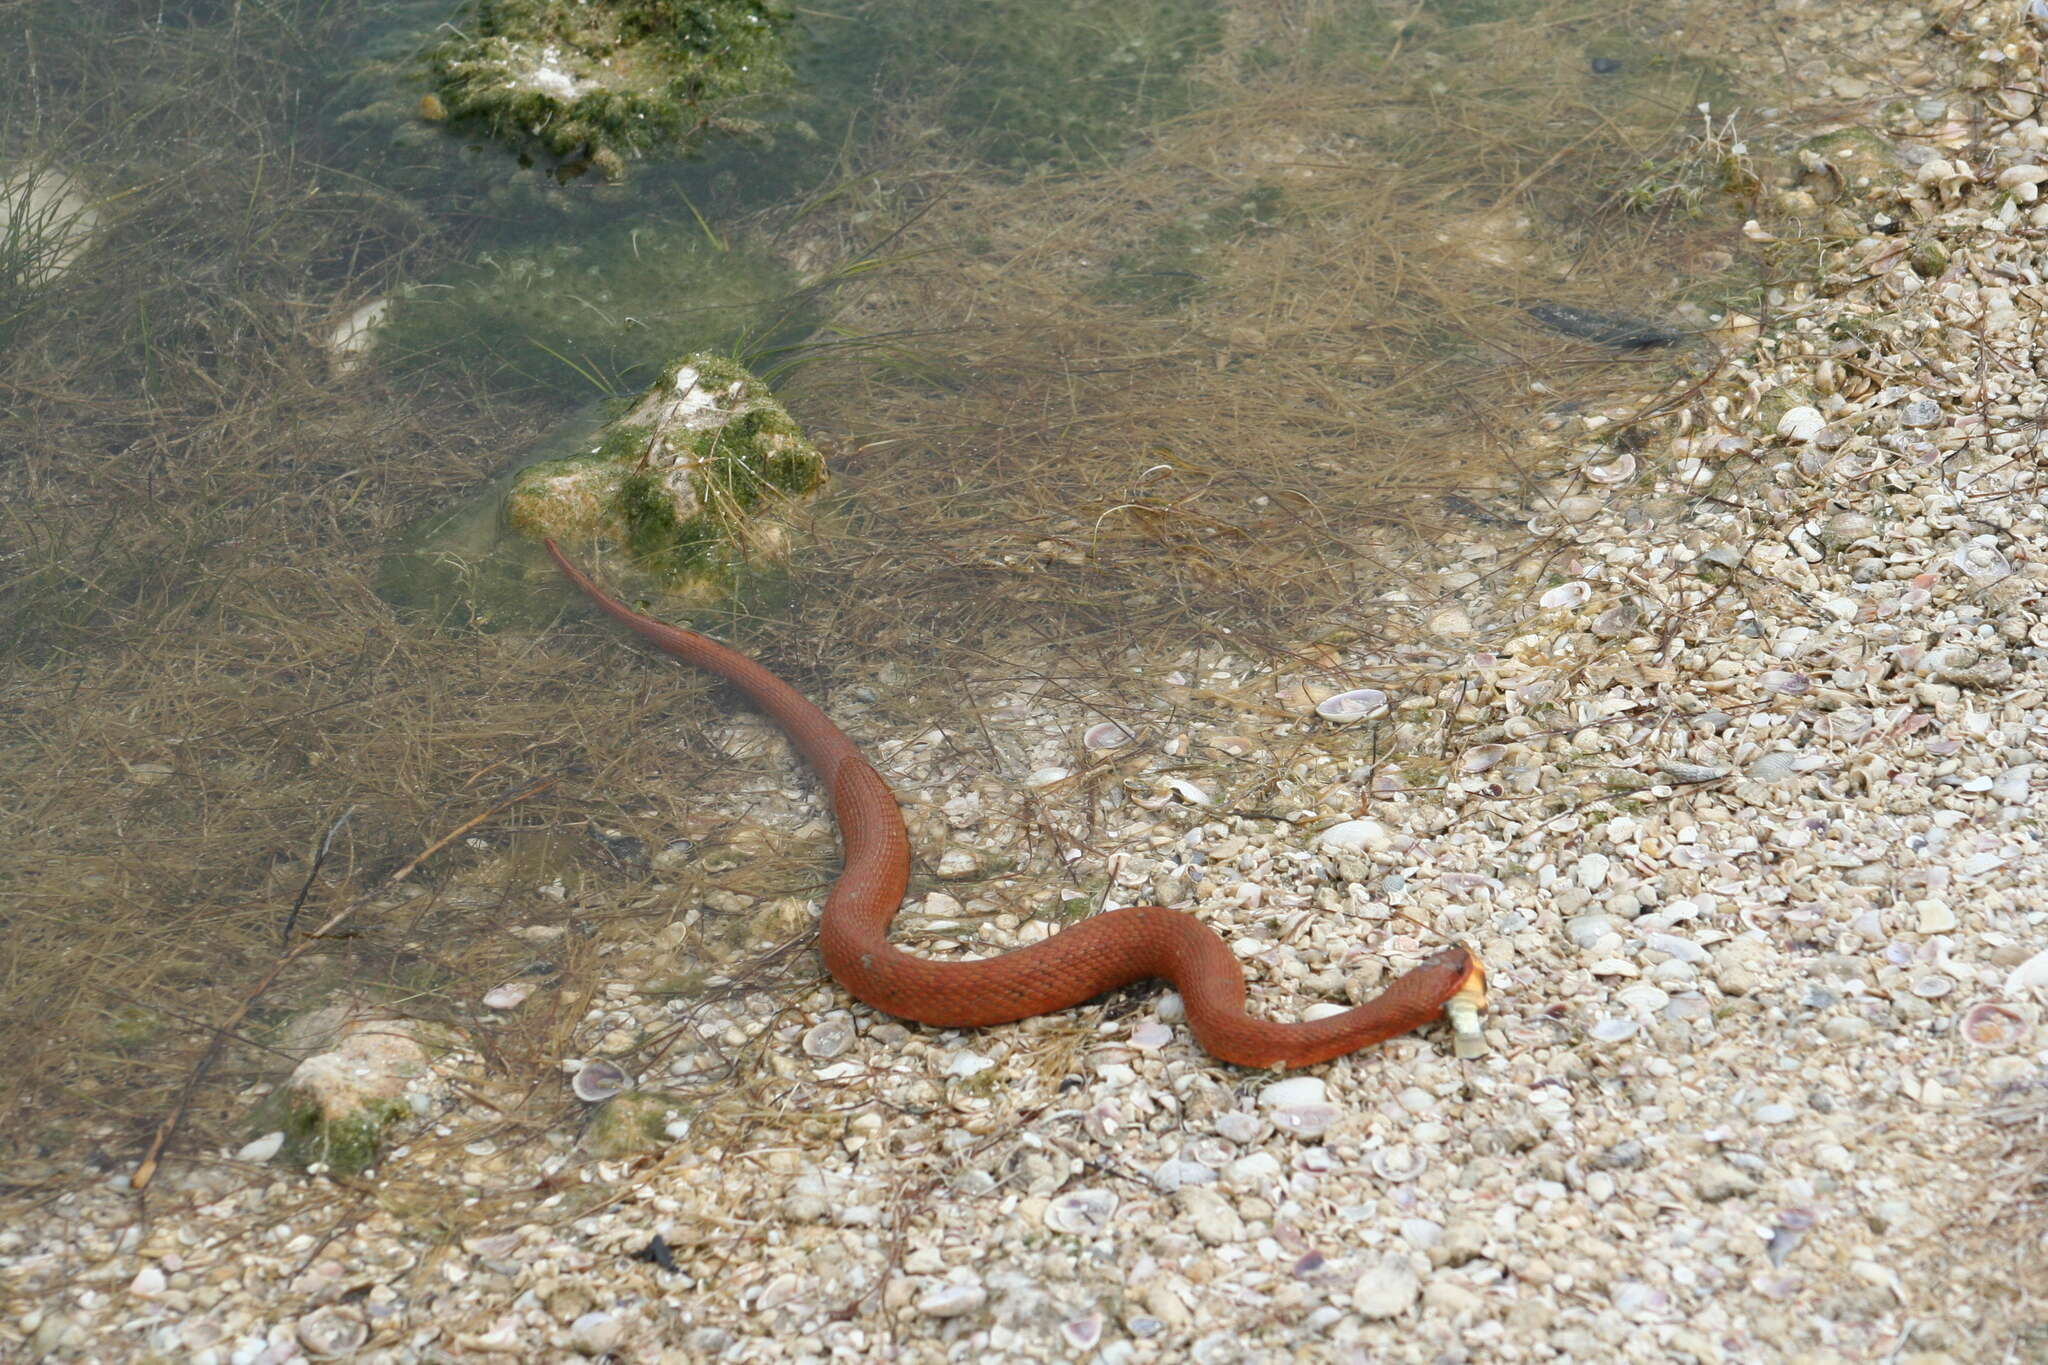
[
  {"x1": 1524, "y1": 301, "x2": 1683, "y2": 350},
  {"x1": 1590, "y1": 56, "x2": 1622, "y2": 74},
  {"x1": 630, "y1": 1234, "x2": 677, "y2": 1271}
]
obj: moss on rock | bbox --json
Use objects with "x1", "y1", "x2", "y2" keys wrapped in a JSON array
[
  {"x1": 581, "y1": 1090, "x2": 693, "y2": 1158},
  {"x1": 427, "y1": 0, "x2": 795, "y2": 177},
  {"x1": 504, "y1": 352, "x2": 825, "y2": 598}
]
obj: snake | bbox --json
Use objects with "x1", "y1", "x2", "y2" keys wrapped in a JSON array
[{"x1": 545, "y1": 539, "x2": 1482, "y2": 1067}]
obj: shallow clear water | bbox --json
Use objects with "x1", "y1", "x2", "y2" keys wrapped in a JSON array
[{"x1": 0, "y1": 0, "x2": 1764, "y2": 1163}]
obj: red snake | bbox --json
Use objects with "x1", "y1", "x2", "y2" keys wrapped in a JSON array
[{"x1": 546, "y1": 539, "x2": 1481, "y2": 1067}]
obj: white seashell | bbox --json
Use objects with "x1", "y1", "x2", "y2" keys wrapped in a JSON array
[
  {"x1": 1083, "y1": 721, "x2": 1134, "y2": 751},
  {"x1": 1912, "y1": 974, "x2": 1954, "y2": 999},
  {"x1": 1271, "y1": 1106, "x2": 1340, "y2": 1139},
  {"x1": 1259, "y1": 1076, "x2": 1327, "y2": 1108},
  {"x1": 1043, "y1": 1188, "x2": 1119, "y2": 1234},
  {"x1": 1460, "y1": 743, "x2": 1507, "y2": 773},
  {"x1": 1589, "y1": 1017, "x2": 1640, "y2": 1042},
  {"x1": 2004, "y1": 947, "x2": 2048, "y2": 995},
  {"x1": 945, "y1": 1051, "x2": 996, "y2": 1078},
  {"x1": 1539, "y1": 581, "x2": 1591, "y2": 610},
  {"x1": 1672, "y1": 457, "x2": 1716, "y2": 486},
  {"x1": 570, "y1": 1060, "x2": 627, "y2": 1103},
  {"x1": 917, "y1": 1283, "x2": 988, "y2": 1318},
  {"x1": 1164, "y1": 777, "x2": 1211, "y2": 805},
  {"x1": 1585, "y1": 451, "x2": 1637, "y2": 484},
  {"x1": 1024, "y1": 766, "x2": 1072, "y2": 788},
  {"x1": 1915, "y1": 900, "x2": 1957, "y2": 934},
  {"x1": 236, "y1": 1131, "x2": 286, "y2": 1164},
  {"x1": 297, "y1": 1306, "x2": 369, "y2": 1359},
  {"x1": 1316, "y1": 688, "x2": 1390, "y2": 721},
  {"x1": 1775, "y1": 405, "x2": 1826, "y2": 442},
  {"x1": 802, "y1": 1016, "x2": 855, "y2": 1059},
  {"x1": 482, "y1": 981, "x2": 535, "y2": 1011},
  {"x1": 130, "y1": 1266, "x2": 166, "y2": 1298},
  {"x1": 1615, "y1": 983, "x2": 1669, "y2": 1013},
  {"x1": 1370, "y1": 1146, "x2": 1427, "y2": 1181},
  {"x1": 1318, "y1": 818, "x2": 1393, "y2": 854},
  {"x1": 1953, "y1": 537, "x2": 2012, "y2": 580},
  {"x1": 1129, "y1": 1021, "x2": 1174, "y2": 1050}
]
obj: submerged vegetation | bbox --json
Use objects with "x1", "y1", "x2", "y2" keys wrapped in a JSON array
[{"x1": 0, "y1": 0, "x2": 1768, "y2": 1198}]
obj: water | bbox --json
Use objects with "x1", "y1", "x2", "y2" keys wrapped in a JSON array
[{"x1": 0, "y1": 0, "x2": 1763, "y2": 1168}]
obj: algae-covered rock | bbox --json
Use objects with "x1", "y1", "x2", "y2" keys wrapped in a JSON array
[
  {"x1": 506, "y1": 352, "x2": 825, "y2": 597},
  {"x1": 378, "y1": 354, "x2": 823, "y2": 624},
  {"x1": 246, "y1": 1017, "x2": 440, "y2": 1175},
  {"x1": 371, "y1": 219, "x2": 809, "y2": 394},
  {"x1": 1798, "y1": 128, "x2": 1910, "y2": 202},
  {"x1": 427, "y1": 0, "x2": 795, "y2": 179},
  {"x1": 581, "y1": 1090, "x2": 692, "y2": 1158}
]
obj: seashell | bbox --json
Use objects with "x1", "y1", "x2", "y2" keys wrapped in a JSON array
[
  {"x1": 482, "y1": 981, "x2": 535, "y2": 1011},
  {"x1": 1775, "y1": 405, "x2": 1826, "y2": 443},
  {"x1": 1460, "y1": 743, "x2": 1507, "y2": 774},
  {"x1": 1759, "y1": 670, "x2": 1810, "y2": 696},
  {"x1": 1589, "y1": 1017, "x2": 1640, "y2": 1043},
  {"x1": 236, "y1": 1131, "x2": 286, "y2": 1164},
  {"x1": 1953, "y1": 538, "x2": 2012, "y2": 581},
  {"x1": 1129, "y1": 1021, "x2": 1173, "y2": 1050},
  {"x1": 1585, "y1": 451, "x2": 1637, "y2": 484},
  {"x1": 802, "y1": 1016, "x2": 855, "y2": 1059},
  {"x1": 1083, "y1": 721, "x2": 1135, "y2": 751},
  {"x1": 571, "y1": 1060, "x2": 627, "y2": 1103},
  {"x1": 1024, "y1": 766, "x2": 1072, "y2": 788},
  {"x1": 1271, "y1": 1105, "x2": 1340, "y2": 1139},
  {"x1": 1316, "y1": 688, "x2": 1390, "y2": 721},
  {"x1": 916, "y1": 1283, "x2": 987, "y2": 1318},
  {"x1": 1960, "y1": 1001, "x2": 2029, "y2": 1048},
  {"x1": 1370, "y1": 1145, "x2": 1428, "y2": 1182},
  {"x1": 1204, "y1": 733, "x2": 1255, "y2": 756},
  {"x1": 2004, "y1": 947, "x2": 2048, "y2": 995},
  {"x1": 1043, "y1": 1188, "x2": 1119, "y2": 1234},
  {"x1": 1061, "y1": 1315, "x2": 1104, "y2": 1351},
  {"x1": 1164, "y1": 777, "x2": 1211, "y2": 805},
  {"x1": 1672, "y1": 457, "x2": 1716, "y2": 487},
  {"x1": 1539, "y1": 581, "x2": 1591, "y2": 610},
  {"x1": 1911, "y1": 974, "x2": 1954, "y2": 999},
  {"x1": 297, "y1": 1306, "x2": 369, "y2": 1359}
]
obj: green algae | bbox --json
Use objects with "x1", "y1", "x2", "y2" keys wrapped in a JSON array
[
  {"x1": 372, "y1": 220, "x2": 811, "y2": 395},
  {"x1": 427, "y1": 0, "x2": 795, "y2": 178}
]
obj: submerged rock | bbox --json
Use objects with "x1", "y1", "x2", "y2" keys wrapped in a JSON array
[
  {"x1": 506, "y1": 352, "x2": 826, "y2": 596},
  {"x1": 429, "y1": 0, "x2": 792, "y2": 181},
  {"x1": 379, "y1": 353, "x2": 824, "y2": 622},
  {"x1": 245, "y1": 1016, "x2": 443, "y2": 1175}
]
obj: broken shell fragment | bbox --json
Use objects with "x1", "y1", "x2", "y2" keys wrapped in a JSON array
[{"x1": 1539, "y1": 581, "x2": 1591, "y2": 610}]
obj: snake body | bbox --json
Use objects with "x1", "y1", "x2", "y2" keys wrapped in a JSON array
[{"x1": 546, "y1": 540, "x2": 1478, "y2": 1067}]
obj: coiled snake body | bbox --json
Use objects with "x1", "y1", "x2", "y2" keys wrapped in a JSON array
[{"x1": 547, "y1": 540, "x2": 1479, "y2": 1067}]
